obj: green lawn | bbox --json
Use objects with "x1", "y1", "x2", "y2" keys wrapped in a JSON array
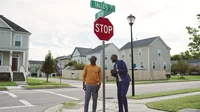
[
  {"x1": 23, "y1": 78, "x2": 72, "y2": 89},
  {"x1": 0, "y1": 86, "x2": 7, "y2": 91},
  {"x1": 130, "y1": 88, "x2": 200, "y2": 99},
  {"x1": 146, "y1": 95, "x2": 200, "y2": 112},
  {"x1": 106, "y1": 76, "x2": 200, "y2": 84},
  {"x1": 0, "y1": 81, "x2": 17, "y2": 86}
]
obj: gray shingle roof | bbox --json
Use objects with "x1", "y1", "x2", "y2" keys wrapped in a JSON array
[
  {"x1": 88, "y1": 43, "x2": 111, "y2": 54},
  {"x1": 75, "y1": 47, "x2": 93, "y2": 57},
  {"x1": 56, "y1": 54, "x2": 72, "y2": 60},
  {"x1": 119, "y1": 36, "x2": 159, "y2": 50},
  {"x1": 29, "y1": 60, "x2": 44, "y2": 65},
  {"x1": 0, "y1": 15, "x2": 30, "y2": 33}
]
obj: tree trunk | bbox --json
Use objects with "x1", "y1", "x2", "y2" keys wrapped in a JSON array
[{"x1": 46, "y1": 74, "x2": 49, "y2": 82}]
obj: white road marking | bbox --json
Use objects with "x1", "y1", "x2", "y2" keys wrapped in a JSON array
[
  {"x1": 2, "y1": 91, "x2": 17, "y2": 98},
  {"x1": 37, "y1": 90, "x2": 80, "y2": 100},
  {"x1": 19, "y1": 100, "x2": 34, "y2": 107},
  {"x1": 0, "y1": 105, "x2": 34, "y2": 110}
]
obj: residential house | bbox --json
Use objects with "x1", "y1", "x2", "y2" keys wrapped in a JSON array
[
  {"x1": 71, "y1": 47, "x2": 92, "y2": 64},
  {"x1": 56, "y1": 54, "x2": 72, "y2": 68},
  {"x1": 119, "y1": 36, "x2": 171, "y2": 73},
  {"x1": 28, "y1": 60, "x2": 43, "y2": 74},
  {"x1": 86, "y1": 43, "x2": 119, "y2": 70},
  {"x1": 0, "y1": 15, "x2": 31, "y2": 81}
]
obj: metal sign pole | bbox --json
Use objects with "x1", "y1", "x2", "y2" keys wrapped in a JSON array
[{"x1": 102, "y1": 40, "x2": 105, "y2": 112}]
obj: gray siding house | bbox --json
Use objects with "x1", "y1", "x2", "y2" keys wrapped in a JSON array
[
  {"x1": 0, "y1": 15, "x2": 31, "y2": 81},
  {"x1": 119, "y1": 36, "x2": 171, "y2": 73}
]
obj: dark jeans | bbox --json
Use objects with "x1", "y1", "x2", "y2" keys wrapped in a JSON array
[
  {"x1": 117, "y1": 82, "x2": 129, "y2": 112},
  {"x1": 84, "y1": 84, "x2": 99, "y2": 112}
]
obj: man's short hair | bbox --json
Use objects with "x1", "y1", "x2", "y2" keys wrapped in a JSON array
[
  {"x1": 91, "y1": 56, "x2": 97, "y2": 61},
  {"x1": 112, "y1": 54, "x2": 118, "y2": 58}
]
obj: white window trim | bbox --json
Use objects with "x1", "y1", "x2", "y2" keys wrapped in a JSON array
[
  {"x1": 163, "y1": 62, "x2": 166, "y2": 69},
  {"x1": 138, "y1": 49, "x2": 142, "y2": 56},
  {"x1": 152, "y1": 61, "x2": 156, "y2": 69},
  {"x1": 14, "y1": 35, "x2": 22, "y2": 47},
  {"x1": 157, "y1": 49, "x2": 161, "y2": 56},
  {"x1": 0, "y1": 53, "x2": 3, "y2": 66},
  {"x1": 140, "y1": 61, "x2": 144, "y2": 68}
]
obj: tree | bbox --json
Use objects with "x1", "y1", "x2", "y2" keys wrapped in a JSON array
[
  {"x1": 186, "y1": 14, "x2": 200, "y2": 59},
  {"x1": 176, "y1": 60, "x2": 190, "y2": 77},
  {"x1": 171, "y1": 54, "x2": 182, "y2": 61},
  {"x1": 41, "y1": 51, "x2": 56, "y2": 82},
  {"x1": 64, "y1": 61, "x2": 77, "y2": 68},
  {"x1": 74, "y1": 63, "x2": 85, "y2": 70}
]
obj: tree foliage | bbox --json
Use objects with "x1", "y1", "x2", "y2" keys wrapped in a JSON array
[
  {"x1": 41, "y1": 51, "x2": 56, "y2": 82},
  {"x1": 64, "y1": 61, "x2": 85, "y2": 70},
  {"x1": 171, "y1": 60, "x2": 189, "y2": 77},
  {"x1": 186, "y1": 14, "x2": 200, "y2": 59}
]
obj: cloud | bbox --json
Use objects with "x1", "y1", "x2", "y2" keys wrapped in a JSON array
[{"x1": 1, "y1": 0, "x2": 200, "y2": 60}]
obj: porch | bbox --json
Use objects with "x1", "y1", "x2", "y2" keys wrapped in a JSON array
[{"x1": 0, "y1": 50, "x2": 28, "y2": 81}]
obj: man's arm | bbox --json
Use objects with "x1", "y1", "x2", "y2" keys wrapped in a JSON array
[
  {"x1": 98, "y1": 67, "x2": 102, "y2": 86},
  {"x1": 118, "y1": 60, "x2": 128, "y2": 74},
  {"x1": 82, "y1": 65, "x2": 87, "y2": 91}
]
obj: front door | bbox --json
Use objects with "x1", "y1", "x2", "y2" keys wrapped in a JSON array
[{"x1": 12, "y1": 58, "x2": 18, "y2": 71}]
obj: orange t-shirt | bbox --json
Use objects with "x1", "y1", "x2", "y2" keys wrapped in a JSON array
[{"x1": 82, "y1": 64, "x2": 102, "y2": 85}]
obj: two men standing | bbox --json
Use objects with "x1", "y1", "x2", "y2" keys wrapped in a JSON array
[{"x1": 82, "y1": 55, "x2": 130, "y2": 112}]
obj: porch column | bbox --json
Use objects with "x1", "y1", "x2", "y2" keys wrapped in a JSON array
[
  {"x1": 10, "y1": 51, "x2": 13, "y2": 66},
  {"x1": 23, "y1": 51, "x2": 25, "y2": 66},
  {"x1": 10, "y1": 51, "x2": 13, "y2": 81}
]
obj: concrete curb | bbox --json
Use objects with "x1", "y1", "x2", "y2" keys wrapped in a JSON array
[{"x1": 44, "y1": 104, "x2": 63, "y2": 112}]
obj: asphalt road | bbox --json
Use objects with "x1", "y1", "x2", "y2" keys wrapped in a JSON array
[{"x1": 0, "y1": 78, "x2": 200, "y2": 112}]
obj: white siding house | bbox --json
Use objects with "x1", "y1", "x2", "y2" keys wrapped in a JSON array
[
  {"x1": 86, "y1": 43, "x2": 119, "y2": 70},
  {"x1": 71, "y1": 47, "x2": 92, "y2": 64}
]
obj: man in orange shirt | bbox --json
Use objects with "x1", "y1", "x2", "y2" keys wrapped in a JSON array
[{"x1": 82, "y1": 56, "x2": 102, "y2": 112}]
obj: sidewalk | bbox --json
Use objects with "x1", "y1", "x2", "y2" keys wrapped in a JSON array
[{"x1": 61, "y1": 91, "x2": 200, "y2": 112}]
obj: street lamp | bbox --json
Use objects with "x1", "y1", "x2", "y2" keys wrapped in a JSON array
[{"x1": 127, "y1": 14, "x2": 136, "y2": 96}]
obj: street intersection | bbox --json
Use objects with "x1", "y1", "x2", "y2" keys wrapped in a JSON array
[{"x1": 0, "y1": 79, "x2": 200, "y2": 112}]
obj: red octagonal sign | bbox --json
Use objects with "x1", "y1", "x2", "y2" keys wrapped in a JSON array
[{"x1": 94, "y1": 17, "x2": 114, "y2": 41}]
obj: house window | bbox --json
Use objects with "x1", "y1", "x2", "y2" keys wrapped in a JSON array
[
  {"x1": 152, "y1": 61, "x2": 156, "y2": 69},
  {"x1": 141, "y1": 62, "x2": 144, "y2": 68},
  {"x1": 15, "y1": 35, "x2": 22, "y2": 47},
  {"x1": 105, "y1": 55, "x2": 107, "y2": 60},
  {"x1": 138, "y1": 49, "x2": 142, "y2": 56},
  {"x1": 0, "y1": 53, "x2": 3, "y2": 66},
  {"x1": 163, "y1": 62, "x2": 166, "y2": 70},
  {"x1": 157, "y1": 49, "x2": 161, "y2": 56},
  {"x1": 105, "y1": 64, "x2": 107, "y2": 70}
]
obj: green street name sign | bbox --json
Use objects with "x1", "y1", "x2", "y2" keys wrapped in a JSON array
[
  {"x1": 90, "y1": 0, "x2": 115, "y2": 19},
  {"x1": 95, "y1": 7, "x2": 112, "y2": 19}
]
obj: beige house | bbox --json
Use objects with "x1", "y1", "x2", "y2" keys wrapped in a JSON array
[
  {"x1": 119, "y1": 36, "x2": 171, "y2": 73},
  {"x1": 0, "y1": 15, "x2": 31, "y2": 81}
]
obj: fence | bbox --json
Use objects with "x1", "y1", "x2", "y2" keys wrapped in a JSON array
[{"x1": 62, "y1": 70, "x2": 167, "y2": 81}]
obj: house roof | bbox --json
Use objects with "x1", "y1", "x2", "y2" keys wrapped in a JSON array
[
  {"x1": 88, "y1": 43, "x2": 112, "y2": 54},
  {"x1": 56, "y1": 54, "x2": 72, "y2": 60},
  {"x1": 72, "y1": 47, "x2": 93, "y2": 57},
  {"x1": 0, "y1": 15, "x2": 30, "y2": 33},
  {"x1": 29, "y1": 60, "x2": 44, "y2": 65},
  {"x1": 186, "y1": 59, "x2": 200, "y2": 64},
  {"x1": 119, "y1": 36, "x2": 159, "y2": 50}
]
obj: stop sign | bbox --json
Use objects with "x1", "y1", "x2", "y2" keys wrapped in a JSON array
[{"x1": 94, "y1": 17, "x2": 114, "y2": 41}]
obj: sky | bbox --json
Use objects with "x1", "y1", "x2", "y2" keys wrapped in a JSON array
[{"x1": 0, "y1": 0, "x2": 200, "y2": 60}]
